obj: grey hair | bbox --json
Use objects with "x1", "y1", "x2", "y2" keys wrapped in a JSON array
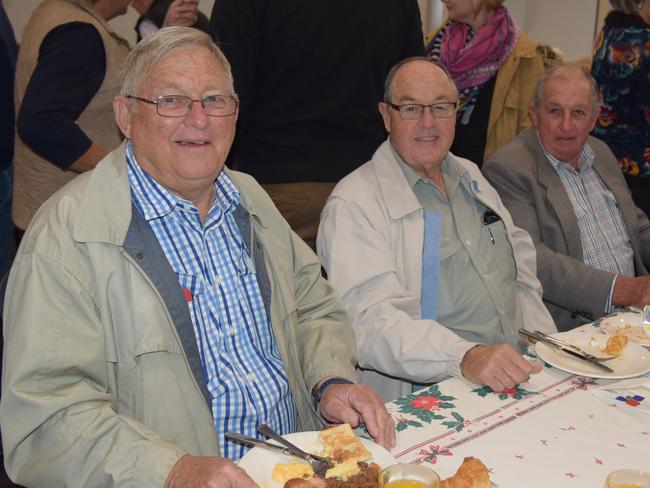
[
  {"x1": 119, "y1": 26, "x2": 238, "y2": 100},
  {"x1": 383, "y1": 56, "x2": 459, "y2": 103},
  {"x1": 609, "y1": 0, "x2": 642, "y2": 15},
  {"x1": 532, "y1": 62, "x2": 602, "y2": 112}
]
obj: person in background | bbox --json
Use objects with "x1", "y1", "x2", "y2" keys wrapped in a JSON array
[
  {"x1": 591, "y1": 0, "x2": 650, "y2": 216},
  {"x1": 131, "y1": 0, "x2": 208, "y2": 41},
  {"x1": 209, "y1": 0, "x2": 425, "y2": 250},
  {"x1": 425, "y1": 0, "x2": 549, "y2": 166},
  {"x1": 0, "y1": 0, "x2": 17, "y2": 278},
  {"x1": 0, "y1": 27, "x2": 393, "y2": 487},
  {"x1": 12, "y1": 0, "x2": 131, "y2": 238},
  {"x1": 317, "y1": 57, "x2": 555, "y2": 402},
  {"x1": 483, "y1": 63, "x2": 650, "y2": 332}
]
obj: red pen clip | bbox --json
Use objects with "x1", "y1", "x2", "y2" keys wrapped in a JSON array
[{"x1": 183, "y1": 288, "x2": 193, "y2": 302}]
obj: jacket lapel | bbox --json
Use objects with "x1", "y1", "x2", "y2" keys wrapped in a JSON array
[{"x1": 526, "y1": 130, "x2": 584, "y2": 260}]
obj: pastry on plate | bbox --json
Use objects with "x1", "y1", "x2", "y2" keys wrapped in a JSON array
[
  {"x1": 440, "y1": 457, "x2": 490, "y2": 488},
  {"x1": 603, "y1": 331, "x2": 629, "y2": 356}
]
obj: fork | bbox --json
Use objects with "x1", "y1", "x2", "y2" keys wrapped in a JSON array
[{"x1": 257, "y1": 424, "x2": 334, "y2": 477}]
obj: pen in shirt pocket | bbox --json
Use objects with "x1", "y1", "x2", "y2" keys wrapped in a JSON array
[{"x1": 483, "y1": 210, "x2": 500, "y2": 245}]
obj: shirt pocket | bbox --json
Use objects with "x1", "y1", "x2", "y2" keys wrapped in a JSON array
[{"x1": 485, "y1": 220, "x2": 516, "y2": 280}]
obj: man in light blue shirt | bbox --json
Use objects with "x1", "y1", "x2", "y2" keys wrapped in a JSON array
[{"x1": 318, "y1": 58, "x2": 555, "y2": 402}]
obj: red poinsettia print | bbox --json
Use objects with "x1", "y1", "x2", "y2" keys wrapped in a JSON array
[{"x1": 412, "y1": 396, "x2": 441, "y2": 411}]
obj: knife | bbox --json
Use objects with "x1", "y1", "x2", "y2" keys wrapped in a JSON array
[
  {"x1": 518, "y1": 329, "x2": 615, "y2": 373},
  {"x1": 225, "y1": 431, "x2": 298, "y2": 457}
]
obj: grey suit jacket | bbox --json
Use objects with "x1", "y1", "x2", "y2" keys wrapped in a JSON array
[{"x1": 483, "y1": 127, "x2": 650, "y2": 331}]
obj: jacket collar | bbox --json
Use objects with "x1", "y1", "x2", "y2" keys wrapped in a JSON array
[
  {"x1": 72, "y1": 142, "x2": 263, "y2": 245},
  {"x1": 371, "y1": 138, "x2": 490, "y2": 220}
]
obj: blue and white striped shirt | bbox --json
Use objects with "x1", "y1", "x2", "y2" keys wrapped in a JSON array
[
  {"x1": 542, "y1": 140, "x2": 635, "y2": 312},
  {"x1": 125, "y1": 143, "x2": 297, "y2": 460}
]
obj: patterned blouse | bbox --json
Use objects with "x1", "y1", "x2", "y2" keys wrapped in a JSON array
[{"x1": 591, "y1": 10, "x2": 650, "y2": 178}]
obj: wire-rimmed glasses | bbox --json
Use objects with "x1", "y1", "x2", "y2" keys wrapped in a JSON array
[
  {"x1": 387, "y1": 101, "x2": 458, "y2": 120},
  {"x1": 127, "y1": 94, "x2": 238, "y2": 117}
]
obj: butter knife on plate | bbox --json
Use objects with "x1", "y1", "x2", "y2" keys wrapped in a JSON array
[{"x1": 519, "y1": 329, "x2": 615, "y2": 373}]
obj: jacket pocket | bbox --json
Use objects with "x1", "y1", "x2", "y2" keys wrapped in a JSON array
[{"x1": 105, "y1": 272, "x2": 186, "y2": 369}]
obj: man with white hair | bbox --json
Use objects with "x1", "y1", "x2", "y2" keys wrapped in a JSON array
[
  {"x1": 0, "y1": 27, "x2": 393, "y2": 487},
  {"x1": 484, "y1": 62, "x2": 650, "y2": 332}
]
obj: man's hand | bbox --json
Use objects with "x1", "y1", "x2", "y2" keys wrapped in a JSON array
[
  {"x1": 163, "y1": 0, "x2": 199, "y2": 28},
  {"x1": 165, "y1": 454, "x2": 259, "y2": 488},
  {"x1": 460, "y1": 344, "x2": 542, "y2": 392},
  {"x1": 613, "y1": 276, "x2": 650, "y2": 308},
  {"x1": 319, "y1": 383, "x2": 395, "y2": 450}
]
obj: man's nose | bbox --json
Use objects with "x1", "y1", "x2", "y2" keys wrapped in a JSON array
[
  {"x1": 184, "y1": 99, "x2": 209, "y2": 127},
  {"x1": 559, "y1": 113, "x2": 573, "y2": 131},
  {"x1": 419, "y1": 106, "x2": 436, "y2": 127}
]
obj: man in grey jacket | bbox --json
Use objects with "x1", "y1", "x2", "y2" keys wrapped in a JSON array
[
  {"x1": 483, "y1": 63, "x2": 650, "y2": 332},
  {"x1": 0, "y1": 28, "x2": 393, "y2": 487},
  {"x1": 318, "y1": 58, "x2": 555, "y2": 403}
]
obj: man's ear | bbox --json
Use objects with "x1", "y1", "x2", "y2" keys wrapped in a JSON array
[
  {"x1": 113, "y1": 95, "x2": 133, "y2": 139},
  {"x1": 378, "y1": 102, "x2": 391, "y2": 133},
  {"x1": 589, "y1": 106, "x2": 601, "y2": 132},
  {"x1": 528, "y1": 104, "x2": 538, "y2": 128}
]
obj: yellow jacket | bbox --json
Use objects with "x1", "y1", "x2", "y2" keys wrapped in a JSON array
[{"x1": 426, "y1": 25, "x2": 546, "y2": 160}]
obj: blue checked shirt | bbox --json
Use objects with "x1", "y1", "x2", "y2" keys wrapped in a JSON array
[
  {"x1": 541, "y1": 140, "x2": 635, "y2": 312},
  {"x1": 125, "y1": 143, "x2": 297, "y2": 460}
]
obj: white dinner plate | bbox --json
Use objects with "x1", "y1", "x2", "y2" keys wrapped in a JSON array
[
  {"x1": 535, "y1": 330, "x2": 650, "y2": 379},
  {"x1": 238, "y1": 431, "x2": 396, "y2": 488},
  {"x1": 599, "y1": 312, "x2": 650, "y2": 343}
]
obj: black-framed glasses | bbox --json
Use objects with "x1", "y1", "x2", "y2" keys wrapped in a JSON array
[
  {"x1": 387, "y1": 101, "x2": 458, "y2": 120},
  {"x1": 127, "y1": 94, "x2": 239, "y2": 117}
]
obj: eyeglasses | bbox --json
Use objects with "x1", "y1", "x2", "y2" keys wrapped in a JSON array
[
  {"x1": 387, "y1": 101, "x2": 458, "y2": 120},
  {"x1": 127, "y1": 94, "x2": 239, "y2": 117}
]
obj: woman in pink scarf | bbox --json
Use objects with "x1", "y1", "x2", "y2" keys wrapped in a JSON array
[{"x1": 426, "y1": 0, "x2": 551, "y2": 165}]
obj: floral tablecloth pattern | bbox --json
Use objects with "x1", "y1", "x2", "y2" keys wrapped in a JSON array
[{"x1": 385, "y1": 325, "x2": 650, "y2": 487}]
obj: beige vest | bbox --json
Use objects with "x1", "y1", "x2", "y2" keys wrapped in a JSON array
[{"x1": 13, "y1": 0, "x2": 130, "y2": 230}]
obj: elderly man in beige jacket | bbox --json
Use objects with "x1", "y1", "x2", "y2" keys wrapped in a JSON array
[{"x1": 1, "y1": 28, "x2": 393, "y2": 487}]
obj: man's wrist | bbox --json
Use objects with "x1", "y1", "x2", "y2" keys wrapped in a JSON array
[{"x1": 312, "y1": 377, "x2": 354, "y2": 408}]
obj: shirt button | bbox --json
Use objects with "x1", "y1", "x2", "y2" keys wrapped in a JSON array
[
  {"x1": 229, "y1": 326, "x2": 236, "y2": 336},
  {"x1": 247, "y1": 373, "x2": 256, "y2": 381},
  {"x1": 465, "y1": 240, "x2": 471, "y2": 246}
]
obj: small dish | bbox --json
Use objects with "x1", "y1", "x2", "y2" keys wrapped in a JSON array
[
  {"x1": 378, "y1": 463, "x2": 441, "y2": 488},
  {"x1": 604, "y1": 468, "x2": 650, "y2": 487}
]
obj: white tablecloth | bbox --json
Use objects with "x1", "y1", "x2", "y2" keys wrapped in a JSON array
[{"x1": 385, "y1": 325, "x2": 650, "y2": 487}]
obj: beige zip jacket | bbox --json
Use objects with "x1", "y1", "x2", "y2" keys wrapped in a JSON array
[
  {"x1": 317, "y1": 140, "x2": 556, "y2": 402},
  {"x1": 1, "y1": 143, "x2": 357, "y2": 486}
]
